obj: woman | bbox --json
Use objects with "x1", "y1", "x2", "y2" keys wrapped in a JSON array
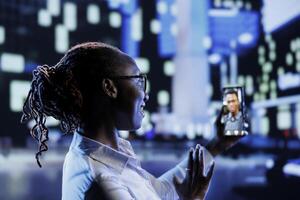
[{"x1": 21, "y1": 42, "x2": 240, "y2": 200}]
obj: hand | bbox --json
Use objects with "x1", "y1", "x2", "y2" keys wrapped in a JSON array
[
  {"x1": 173, "y1": 145, "x2": 215, "y2": 200},
  {"x1": 206, "y1": 105, "x2": 248, "y2": 157},
  {"x1": 216, "y1": 105, "x2": 244, "y2": 148}
]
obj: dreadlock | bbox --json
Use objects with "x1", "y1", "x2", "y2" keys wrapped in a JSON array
[{"x1": 21, "y1": 42, "x2": 131, "y2": 167}]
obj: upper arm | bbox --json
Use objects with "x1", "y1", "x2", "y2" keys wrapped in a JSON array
[{"x1": 62, "y1": 151, "x2": 94, "y2": 200}]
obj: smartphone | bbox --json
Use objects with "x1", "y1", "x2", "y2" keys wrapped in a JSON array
[{"x1": 221, "y1": 86, "x2": 248, "y2": 136}]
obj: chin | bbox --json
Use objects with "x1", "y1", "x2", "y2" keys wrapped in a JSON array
[
  {"x1": 131, "y1": 121, "x2": 142, "y2": 130},
  {"x1": 118, "y1": 121, "x2": 142, "y2": 131},
  {"x1": 132, "y1": 113, "x2": 143, "y2": 130}
]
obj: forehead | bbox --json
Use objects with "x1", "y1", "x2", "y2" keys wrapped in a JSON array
[
  {"x1": 115, "y1": 52, "x2": 141, "y2": 75},
  {"x1": 120, "y1": 62, "x2": 140, "y2": 75},
  {"x1": 226, "y1": 93, "x2": 238, "y2": 100}
]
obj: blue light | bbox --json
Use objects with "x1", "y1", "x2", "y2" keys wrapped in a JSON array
[
  {"x1": 24, "y1": 61, "x2": 38, "y2": 73},
  {"x1": 120, "y1": 0, "x2": 137, "y2": 15},
  {"x1": 119, "y1": 0, "x2": 139, "y2": 57},
  {"x1": 107, "y1": 0, "x2": 122, "y2": 9},
  {"x1": 157, "y1": 0, "x2": 176, "y2": 57},
  {"x1": 121, "y1": 17, "x2": 139, "y2": 57},
  {"x1": 210, "y1": 11, "x2": 260, "y2": 55}
]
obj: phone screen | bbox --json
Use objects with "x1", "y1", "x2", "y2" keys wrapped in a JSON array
[{"x1": 221, "y1": 86, "x2": 248, "y2": 136}]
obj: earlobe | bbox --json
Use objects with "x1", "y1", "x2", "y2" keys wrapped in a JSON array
[{"x1": 102, "y1": 79, "x2": 118, "y2": 98}]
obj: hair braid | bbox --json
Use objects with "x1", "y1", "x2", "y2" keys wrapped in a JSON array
[{"x1": 21, "y1": 64, "x2": 82, "y2": 167}]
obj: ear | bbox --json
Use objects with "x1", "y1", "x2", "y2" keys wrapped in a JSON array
[{"x1": 102, "y1": 78, "x2": 118, "y2": 98}]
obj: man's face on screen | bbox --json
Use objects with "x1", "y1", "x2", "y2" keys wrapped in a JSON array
[{"x1": 226, "y1": 93, "x2": 239, "y2": 115}]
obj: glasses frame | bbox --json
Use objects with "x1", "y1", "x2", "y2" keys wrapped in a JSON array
[{"x1": 103, "y1": 74, "x2": 147, "y2": 92}]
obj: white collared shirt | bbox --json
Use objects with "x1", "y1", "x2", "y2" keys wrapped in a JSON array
[
  {"x1": 62, "y1": 132, "x2": 214, "y2": 200},
  {"x1": 223, "y1": 111, "x2": 243, "y2": 133}
]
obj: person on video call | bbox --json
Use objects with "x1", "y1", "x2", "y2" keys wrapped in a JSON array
[
  {"x1": 21, "y1": 42, "x2": 245, "y2": 200},
  {"x1": 222, "y1": 89, "x2": 244, "y2": 136}
]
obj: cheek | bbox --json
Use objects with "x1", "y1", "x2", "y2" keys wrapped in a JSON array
[
  {"x1": 118, "y1": 86, "x2": 141, "y2": 114},
  {"x1": 132, "y1": 94, "x2": 143, "y2": 115},
  {"x1": 129, "y1": 93, "x2": 144, "y2": 129}
]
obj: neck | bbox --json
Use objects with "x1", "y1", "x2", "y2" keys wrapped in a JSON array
[
  {"x1": 81, "y1": 126, "x2": 120, "y2": 150},
  {"x1": 80, "y1": 101, "x2": 120, "y2": 150},
  {"x1": 231, "y1": 111, "x2": 238, "y2": 117}
]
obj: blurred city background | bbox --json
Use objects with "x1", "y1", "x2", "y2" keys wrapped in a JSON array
[{"x1": 0, "y1": 0, "x2": 300, "y2": 199}]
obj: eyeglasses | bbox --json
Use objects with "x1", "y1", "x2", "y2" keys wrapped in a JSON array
[{"x1": 104, "y1": 74, "x2": 147, "y2": 92}]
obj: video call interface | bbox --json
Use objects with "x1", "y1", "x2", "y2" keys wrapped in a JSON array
[
  {"x1": 221, "y1": 86, "x2": 248, "y2": 136},
  {"x1": 1, "y1": 0, "x2": 300, "y2": 146}
]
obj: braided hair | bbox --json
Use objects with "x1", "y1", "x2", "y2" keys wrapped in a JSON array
[{"x1": 21, "y1": 42, "x2": 132, "y2": 167}]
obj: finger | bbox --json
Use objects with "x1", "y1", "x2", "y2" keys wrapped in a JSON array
[
  {"x1": 216, "y1": 107, "x2": 225, "y2": 137},
  {"x1": 173, "y1": 175, "x2": 181, "y2": 190},
  {"x1": 242, "y1": 107, "x2": 250, "y2": 135},
  {"x1": 200, "y1": 148, "x2": 204, "y2": 170},
  {"x1": 187, "y1": 148, "x2": 194, "y2": 189},
  {"x1": 216, "y1": 106, "x2": 225, "y2": 124},
  {"x1": 193, "y1": 144, "x2": 200, "y2": 185},
  {"x1": 206, "y1": 162, "x2": 215, "y2": 179},
  {"x1": 198, "y1": 148, "x2": 204, "y2": 178}
]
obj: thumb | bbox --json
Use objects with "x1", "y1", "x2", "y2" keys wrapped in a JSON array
[
  {"x1": 173, "y1": 175, "x2": 181, "y2": 189},
  {"x1": 216, "y1": 107, "x2": 225, "y2": 137},
  {"x1": 206, "y1": 162, "x2": 215, "y2": 179}
]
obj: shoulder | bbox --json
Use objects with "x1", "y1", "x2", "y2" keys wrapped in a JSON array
[
  {"x1": 63, "y1": 149, "x2": 91, "y2": 178},
  {"x1": 62, "y1": 150, "x2": 94, "y2": 200},
  {"x1": 62, "y1": 149, "x2": 123, "y2": 200}
]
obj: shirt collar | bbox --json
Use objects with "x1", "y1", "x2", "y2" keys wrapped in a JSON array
[
  {"x1": 70, "y1": 132, "x2": 138, "y2": 173},
  {"x1": 228, "y1": 111, "x2": 242, "y2": 119}
]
